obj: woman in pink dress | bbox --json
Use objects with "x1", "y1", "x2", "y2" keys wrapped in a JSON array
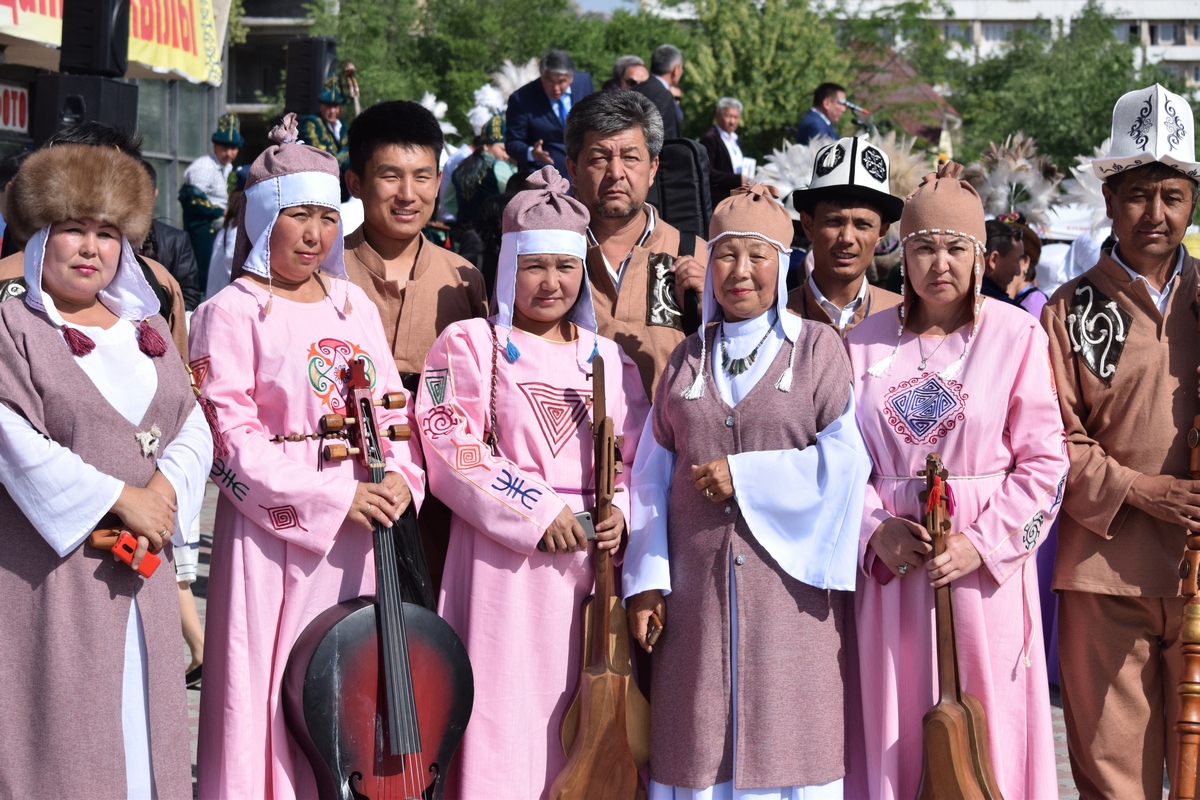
[
  {"x1": 191, "y1": 116, "x2": 424, "y2": 799},
  {"x1": 844, "y1": 162, "x2": 1069, "y2": 799},
  {"x1": 416, "y1": 166, "x2": 649, "y2": 798}
]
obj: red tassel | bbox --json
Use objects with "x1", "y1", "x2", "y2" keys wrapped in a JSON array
[
  {"x1": 199, "y1": 395, "x2": 229, "y2": 458},
  {"x1": 945, "y1": 480, "x2": 956, "y2": 516},
  {"x1": 926, "y1": 475, "x2": 942, "y2": 515},
  {"x1": 61, "y1": 326, "x2": 96, "y2": 357},
  {"x1": 137, "y1": 319, "x2": 168, "y2": 357}
]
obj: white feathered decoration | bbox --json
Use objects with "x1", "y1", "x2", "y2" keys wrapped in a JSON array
[
  {"x1": 492, "y1": 58, "x2": 541, "y2": 102},
  {"x1": 420, "y1": 91, "x2": 459, "y2": 138},
  {"x1": 1060, "y1": 138, "x2": 1111, "y2": 234},
  {"x1": 963, "y1": 133, "x2": 1062, "y2": 227},
  {"x1": 869, "y1": 130, "x2": 932, "y2": 201},
  {"x1": 757, "y1": 136, "x2": 836, "y2": 197},
  {"x1": 465, "y1": 59, "x2": 541, "y2": 137}
]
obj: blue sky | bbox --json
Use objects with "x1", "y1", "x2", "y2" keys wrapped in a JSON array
[{"x1": 577, "y1": 0, "x2": 634, "y2": 13}]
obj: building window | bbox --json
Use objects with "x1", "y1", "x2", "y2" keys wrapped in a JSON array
[
  {"x1": 137, "y1": 79, "x2": 221, "y2": 226},
  {"x1": 942, "y1": 22, "x2": 968, "y2": 42},
  {"x1": 981, "y1": 22, "x2": 1013, "y2": 43},
  {"x1": 1159, "y1": 63, "x2": 1182, "y2": 79},
  {"x1": 1194, "y1": 23, "x2": 1200, "y2": 42},
  {"x1": 1193, "y1": 65, "x2": 1200, "y2": 83},
  {"x1": 1150, "y1": 23, "x2": 1179, "y2": 46}
]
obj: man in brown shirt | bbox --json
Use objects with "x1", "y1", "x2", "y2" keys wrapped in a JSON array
[
  {"x1": 1043, "y1": 84, "x2": 1200, "y2": 798},
  {"x1": 343, "y1": 100, "x2": 488, "y2": 596},
  {"x1": 564, "y1": 89, "x2": 706, "y2": 401},
  {"x1": 343, "y1": 99, "x2": 487, "y2": 386},
  {"x1": 786, "y1": 135, "x2": 902, "y2": 336}
]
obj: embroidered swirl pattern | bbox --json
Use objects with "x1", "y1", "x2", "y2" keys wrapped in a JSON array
[
  {"x1": 1163, "y1": 98, "x2": 1186, "y2": 150},
  {"x1": 1128, "y1": 95, "x2": 1154, "y2": 150},
  {"x1": 1066, "y1": 282, "x2": 1129, "y2": 385}
]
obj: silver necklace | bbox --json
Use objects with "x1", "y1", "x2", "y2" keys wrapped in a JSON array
[
  {"x1": 914, "y1": 309, "x2": 967, "y2": 371},
  {"x1": 720, "y1": 315, "x2": 775, "y2": 376}
]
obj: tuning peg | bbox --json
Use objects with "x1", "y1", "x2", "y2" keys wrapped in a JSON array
[
  {"x1": 376, "y1": 392, "x2": 407, "y2": 410},
  {"x1": 323, "y1": 443, "x2": 361, "y2": 461},
  {"x1": 386, "y1": 424, "x2": 411, "y2": 441},
  {"x1": 615, "y1": 436, "x2": 625, "y2": 449},
  {"x1": 320, "y1": 414, "x2": 345, "y2": 433},
  {"x1": 614, "y1": 462, "x2": 623, "y2": 474}
]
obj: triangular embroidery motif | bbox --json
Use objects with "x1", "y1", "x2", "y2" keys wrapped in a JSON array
[
  {"x1": 189, "y1": 356, "x2": 211, "y2": 390},
  {"x1": 425, "y1": 368, "x2": 448, "y2": 406},
  {"x1": 517, "y1": 382, "x2": 592, "y2": 457}
]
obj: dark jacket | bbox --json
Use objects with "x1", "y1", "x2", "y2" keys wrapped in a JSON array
[
  {"x1": 795, "y1": 108, "x2": 837, "y2": 145},
  {"x1": 698, "y1": 126, "x2": 743, "y2": 205},
  {"x1": 505, "y1": 73, "x2": 595, "y2": 185},
  {"x1": 633, "y1": 75, "x2": 680, "y2": 140},
  {"x1": 145, "y1": 220, "x2": 202, "y2": 311}
]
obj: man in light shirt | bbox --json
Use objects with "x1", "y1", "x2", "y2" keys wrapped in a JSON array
[
  {"x1": 786, "y1": 135, "x2": 904, "y2": 336},
  {"x1": 699, "y1": 97, "x2": 749, "y2": 205}
]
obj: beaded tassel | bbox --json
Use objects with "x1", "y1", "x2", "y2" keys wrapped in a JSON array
[
  {"x1": 681, "y1": 334, "x2": 707, "y2": 400},
  {"x1": 774, "y1": 338, "x2": 797, "y2": 392},
  {"x1": 342, "y1": 277, "x2": 353, "y2": 315},
  {"x1": 505, "y1": 336, "x2": 521, "y2": 362},
  {"x1": 264, "y1": 272, "x2": 274, "y2": 316},
  {"x1": 136, "y1": 319, "x2": 168, "y2": 357},
  {"x1": 588, "y1": 338, "x2": 599, "y2": 363}
]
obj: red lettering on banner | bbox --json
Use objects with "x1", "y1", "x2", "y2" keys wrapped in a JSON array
[
  {"x1": 178, "y1": 0, "x2": 193, "y2": 55},
  {"x1": 17, "y1": 0, "x2": 34, "y2": 13},
  {"x1": 3, "y1": 91, "x2": 11, "y2": 127},
  {"x1": 0, "y1": 0, "x2": 17, "y2": 25},
  {"x1": 19, "y1": 91, "x2": 26, "y2": 129},
  {"x1": 156, "y1": 0, "x2": 169, "y2": 44},
  {"x1": 169, "y1": 0, "x2": 179, "y2": 48}
]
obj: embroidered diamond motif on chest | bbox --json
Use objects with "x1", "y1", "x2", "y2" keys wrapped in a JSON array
[
  {"x1": 517, "y1": 382, "x2": 592, "y2": 457},
  {"x1": 883, "y1": 375, "x2": 966, "y2": 445}
]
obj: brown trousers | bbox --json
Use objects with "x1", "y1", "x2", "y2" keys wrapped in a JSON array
[{"x1": 1059, "y1": 590, "x2": 1186, "y2": 799}]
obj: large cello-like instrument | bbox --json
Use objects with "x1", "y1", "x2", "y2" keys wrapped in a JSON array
[
  {"x1": 549, "y1": 354, "x2": 649, "y2": 800},
  {"x1": 916, "y1": 453, "x2": 1004, "y2": 800},
  {"x1": 1175, "y1": 289, "x2": 1200, "y2": 799},
  {"x1": 283, "y1": 358, "x2": 473, "y2": 800}
]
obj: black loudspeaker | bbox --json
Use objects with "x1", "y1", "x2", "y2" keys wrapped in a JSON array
[
  {"x1": 32, "y1": 74, "x2": 139, "y2": 147},
  {"x1": 60, "y1": 0, "x2": 130, "y2": 78},
  {"x1": 285, "y1": 37, "x2": 338, "y2": 117}
]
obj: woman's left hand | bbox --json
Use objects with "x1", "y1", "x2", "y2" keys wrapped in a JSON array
[
  {"x1": 692, "y1": 458, "x2": 733, "y2": 503},
  {"x1": 594, "y1": 507, "x2": 626, "y2": 552},
  {"x1": 926, "y1": 533, "x2": 983, "y2": 588}
]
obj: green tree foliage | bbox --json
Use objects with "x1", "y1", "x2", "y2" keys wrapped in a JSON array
[
  {"x1": 947, "y1": 0, "x2": 1189, "y2": 170},
  {"x1": 307, "y1": 0, "x2": 429, "y2": 113},
  {"x1": 682, "y1": 0, "x2": 847, "y2": 156}
]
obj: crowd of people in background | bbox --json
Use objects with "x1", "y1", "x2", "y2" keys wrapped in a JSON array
[{"x1": 1, "y1": 37, "x2": 1199, "y2": 800}]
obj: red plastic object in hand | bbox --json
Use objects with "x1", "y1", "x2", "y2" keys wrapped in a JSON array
[{"x1": 113, "y1": 531, "x2": 161, "y2": 578}]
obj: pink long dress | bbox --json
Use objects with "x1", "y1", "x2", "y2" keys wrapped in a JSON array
[
  {"x1": 845, "y1": 299, "x2": 1068, "y2": 799},
  {"x1": 191, "y1": 278, "x2": 425, "y2": 799},
  {"x1": 417, "y1": 319, "x2": 648, "y2": 799}
]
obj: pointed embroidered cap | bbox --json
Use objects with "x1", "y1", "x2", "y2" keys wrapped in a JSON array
[
  {"x1": 494, "y1": 165, "x2": 595, "y2": 360},
  {"x1": 212, "y1": 113, "x2": 244, "y2": 147},
  {"x1": 319, "y1": 74, "x2": 348, "y2": 105},
  {"x1": 1093, "y1": 84, "x2": 1199, "y2": 180},
  {"x1": 479, "y1": 114, "x2": 506, "y2": 145},
  {"x1": 233, "y1": 113, "x2": 345, "y2": 281},
  {"x1": 791, "y1": 135, "x2": 904, "y2": 223}
]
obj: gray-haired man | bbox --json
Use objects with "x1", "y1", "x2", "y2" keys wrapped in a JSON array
[
  {"x1": 565, "y1": 89, "x2": 705, "y2": 401},
  {"x1": 505, "y1": 48, "x2": 595, "y2": 185}
]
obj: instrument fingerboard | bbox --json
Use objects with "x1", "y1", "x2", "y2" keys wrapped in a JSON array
[{"x1": 373, "y1": 491, "x2": 422, "y2": 756}]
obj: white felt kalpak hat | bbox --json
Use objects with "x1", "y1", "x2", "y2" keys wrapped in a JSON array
[
  {"x1": 791, "y1": 135, "x2": 904, "y2": 224},
  {"x1": 1093, "y1": 84, "x2": 1200, "y2": 181}
]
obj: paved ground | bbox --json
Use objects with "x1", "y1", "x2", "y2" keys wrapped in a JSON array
[{"x1": 186, "y1": 483, "x2": 1167, "y2": 798}]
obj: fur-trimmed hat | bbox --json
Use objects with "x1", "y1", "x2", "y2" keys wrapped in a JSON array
[{"x1": 6, "y1": 144, "x2": 153, "y2": 245}]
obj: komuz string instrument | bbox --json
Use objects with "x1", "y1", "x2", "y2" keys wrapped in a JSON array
[
  {"x1": 550, "y1": 354, "x2": 651, "y2": 800},
  {"x1": 916, "y1": 453, "x2": 1003, "y2": 800},
  {"x1": 282, "y1": 358, "x2": 473, "y2": 800}
]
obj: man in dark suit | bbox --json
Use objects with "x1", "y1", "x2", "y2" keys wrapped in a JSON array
[
  {"x1": 795, "y1": 82, "x2": 846, "y2": 145},
  {"x1": 505, "y1": 49, "x2": 595, "y2": 187},
  {"x1": 633, "y1": 44, "x2": 684, "y2": 140},
  {"x1": 698, "y1": 96, "x2": 749, "y2": 205}
]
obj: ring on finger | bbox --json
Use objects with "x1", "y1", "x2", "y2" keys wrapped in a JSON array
[
  {"x1": 898, "y1": 563, "x2": 909, "y2": 575},
  {"x1": 704, "y1": 488, "x2": 714, "y2": 498}
]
